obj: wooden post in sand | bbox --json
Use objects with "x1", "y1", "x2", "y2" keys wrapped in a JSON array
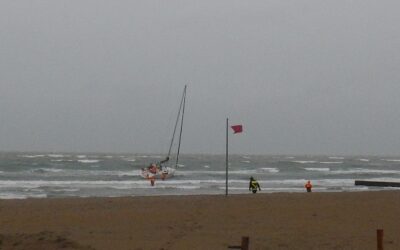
[
  {"x1": 228, "y1": 236, "x2": 249, "y2": 250},
  {"x1": 241, "y1": 236, "x2": 249, "y2": 250},
  {"x1": 377, "y1": 229, "x2": 383, "y2": 250}
]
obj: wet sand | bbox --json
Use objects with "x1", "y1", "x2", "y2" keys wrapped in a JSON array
[{"x1": 1, "y1": 191, "x2": 400, "y2": 249}]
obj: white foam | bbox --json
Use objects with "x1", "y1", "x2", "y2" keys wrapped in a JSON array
[
  {"x1": 382, "y1": 159, "x2": 400, "y2": 162},
  {"x1": 291, "y1": 161, "x2": 317, "y2": 164},
  {"x1": 76, "y1": 155, "x2": 87, "y2": 159},
  {"x1": 177, "y1": 170, "x2": 258, "y2": 176},
  {"x1": 314, "y1": 179, "x2": 355, "y2": 186},
  {"x1": 203, "y1": 165, "x2": 210, "y2": 168},
  {"x1": 0, "y1": 180, "x2": 151, "y2": 189},
  {"x1": 52, "y1": 188, "x2": 80, "y2": 192},
  {"x1": 359, "y1": 159, "x2": 370, "y2": 162},
  {"x1": 19, "y1": 155, "x2": 45, "y2": 158},
  {"x1": 330, "y1": 168, "x2": 400, "y2": 174},
  {"x1": 260, "y1": 168, "x2": 279, "y2": 173},
  {"x1": 48, "y1": 154, "x2": 65, "y2": 158},
  {"x1": 33, "y1": 168, "x2": 64, "y2": 173},
  {"x1": 51, "y1": 159, "x2": 74, "y2": 162},
  {"x1": 319, "y1": 162, "x2": 343, "y2": 164},
  {"x1": 175, "y1": 185, "x2": 201, "y2": 190},
  {"x1": 305, "y1": 168, "x2": 330, "y2": 172},
  {"x1": 329, "y1": 156, "x2": 345, "y2": 160},
  {"x1": 241, "y1": 160, "x2": 251, "y2": 163},
  {"x1": 229, "y1": 170, "x2": 258, "y2": 174},
  {"x1": 78, "y1": 159, "x2": 100, "y2": 164},
  {"x1": 124, "y1": 158, "x2": 136, "y2": 162},
  {"x1": 0, "y1": 193, "x2": 47, "y2": 199}
]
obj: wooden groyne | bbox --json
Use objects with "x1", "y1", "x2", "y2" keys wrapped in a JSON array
[{"x1": 355, "y1": 180, "x2": 400, "y2": 187}]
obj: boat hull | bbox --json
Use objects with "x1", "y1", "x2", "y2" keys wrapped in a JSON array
[{"x1": 140, "y1": 167, "x2": 175, "y2": 180}]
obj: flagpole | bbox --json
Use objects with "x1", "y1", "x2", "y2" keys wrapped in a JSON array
[{"x1": 226, "y1": 118, "x2": 229, "y2": 196}]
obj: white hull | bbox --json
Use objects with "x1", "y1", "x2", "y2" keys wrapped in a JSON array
[{"x1": 140, "y1": 167, "x2": 175, "y2": 180}]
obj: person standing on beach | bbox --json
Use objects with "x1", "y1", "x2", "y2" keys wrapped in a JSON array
[
  {"x1": 249, "y1": 177, "x2": 261, "y2": 194},
  {"x1": 305, "y1": 180, "x2": 313, "y2": 192}
]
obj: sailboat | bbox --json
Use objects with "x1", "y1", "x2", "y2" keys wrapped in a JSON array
[{"x1": 140, "y1": 85, "x2": 187, "y2": 181}]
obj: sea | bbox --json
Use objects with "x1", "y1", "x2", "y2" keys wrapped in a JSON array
[{"x1": 1, "y1": 152, "x2": 400, "y2": 199}]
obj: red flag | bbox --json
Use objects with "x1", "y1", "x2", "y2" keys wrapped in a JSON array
[{"x1": 231, "y1": 125, "x2": 243, "y2": 134}]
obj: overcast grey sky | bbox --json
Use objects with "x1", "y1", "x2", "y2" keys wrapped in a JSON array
[{"x1": 1, "y1": 1, "x2": 400, "y2": 155}]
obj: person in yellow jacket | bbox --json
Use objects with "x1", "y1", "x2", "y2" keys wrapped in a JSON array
[
  {"x1": 305, "y1": 180, "x2": 313, "y2": 192},
  {"x1": 249, "y1": 176, "x2": 261, "y2": 194}
]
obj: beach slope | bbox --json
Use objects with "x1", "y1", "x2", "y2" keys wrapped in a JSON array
[{"x1": 1, "y1": 191, "x2": 399, "y2": 249}]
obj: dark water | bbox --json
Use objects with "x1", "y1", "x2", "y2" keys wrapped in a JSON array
[{"x1": 1, "y1": 152, "x2": 400, "y2": 199}]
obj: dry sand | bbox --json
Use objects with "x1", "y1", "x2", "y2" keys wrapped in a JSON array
[{"x1": 1, "y1": 191, "x2": 400, "y2": 250}]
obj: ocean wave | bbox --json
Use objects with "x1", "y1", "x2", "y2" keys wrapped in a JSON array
[
  {"x1": 224, "y1": 187, "x2": 309, "y2": 192},
  {"x1": 78, "y1": 159, "x2": 100, "y2": 164},
  {"x1": 19, "y1": 155, "x2": 45, "y2": 158},
  {"x1": 76, "y1": 155, "x2": 87, "y2": 159},
  {"x1": 51, "y1": 188, "x2": 80, "y2": 192},
  {"x1": 330, "y1": 168, "x2": 400, "y2": 174},
  {"x1": 328, "y1": 156, "x2": 344, "y2": 160},
  {"x1": 14, "y1": 169, "x2": 140, "y2": 177},
  {"x1": 314, "y1": 179, "x2": 355, "y2": 186},
  {"x1": 47, "y1": 154, "x2": 65, "y2": 158},
  {"x1": 260, "y1": 168, "x2": 279, "y2": 173},
  {"x1": 31, "y1": 168, "x2": 64, "y2": 174},
  {"x1": 123, "y1": 158, "x2": 136, "y2": 162},
  {"x1": 51, "y1": 159, "x2": 74, "y2": 162},
  {"x1": 203, "y1": 165, "x2": 210, "y2": 168},
  {"x1": 359, "y1": 159, "x2": 370, "y2": 162},
  {"x1": 382, "y1": 159, "x2": 400, "y2": 162},
  {"x1": 0, "y1": 193, "x2": 47, "y2": 199},
  {"x1": 176, "y1": 170, "x2": 258, "y2": 176},
  {"x1": 175, "y1": 185, "x2": 201, "y2": 190},
  {"x1": 319, "y1": 162, "x2": 343, "y2": 164},
  {"x1": 241, "y1": 160, "x2": 251, "y2": 163},
  {"x1": 291, "y1": 161, "x2": 317, "y2": 164},
  {"x1": 0, "y1": 180, "x2": 148, "y2": 189},
  {"x1": 304, "y1": 168, "x2": 330, "y2": 172}
]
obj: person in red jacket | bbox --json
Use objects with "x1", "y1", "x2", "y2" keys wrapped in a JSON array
[{"x1": 305, "y1": 180, "x2": 313, "y2": 192}]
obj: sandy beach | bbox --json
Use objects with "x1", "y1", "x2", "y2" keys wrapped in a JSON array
[{"x1": 1, "y1": 191, "x2": 400, "y2": 250}]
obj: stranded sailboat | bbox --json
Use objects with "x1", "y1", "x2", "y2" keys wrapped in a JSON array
[{"x1": 140, "y1": 85, "x2": 187, "y2": 183}]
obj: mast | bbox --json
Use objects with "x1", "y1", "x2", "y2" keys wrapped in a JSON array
[
  {"x1": 175, "y1": 85, "x2": 186, "y2": 167},
  {"x1": 167, "y1": 85, "x2": 186, "y2": 159}
]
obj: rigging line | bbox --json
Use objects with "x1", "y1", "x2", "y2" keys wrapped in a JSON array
[
  {"x1": 167, "y1": 85, "x2": 186, "y2": 158},
  {"x1": 175, "y1": 85, "x2": 186, "y2": 167}
]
